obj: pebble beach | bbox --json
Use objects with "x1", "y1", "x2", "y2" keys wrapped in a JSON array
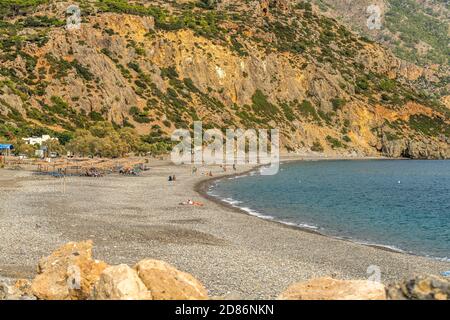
[{"x1": 0, "y1": 159, "x2": 449, "y2": 299}]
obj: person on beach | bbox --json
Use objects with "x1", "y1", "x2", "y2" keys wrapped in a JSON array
[
  {"x1": 179, "y1": 199, "x2": 204, "y2": 206},
  {"x1": 168, "y1": 175, "x2": 173, "y2": 181},
  {"x1": 172, "y1": 174, "x2": 176, "y2": 181}
]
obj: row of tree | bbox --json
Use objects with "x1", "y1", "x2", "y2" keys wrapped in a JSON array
[{"x1": 2, "y1": 123, "x2": 173, "y2": 158}]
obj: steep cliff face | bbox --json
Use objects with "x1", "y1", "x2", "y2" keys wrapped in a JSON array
[
  {"x1": 311, "y1": 0, "x2": 449, "y2": 98},
  {"x1": 312, "y1": 0, "x2": 449, "y2": 65},
  {"x1": 0, "y1": 0, "x2": 449, "y2": 158}
]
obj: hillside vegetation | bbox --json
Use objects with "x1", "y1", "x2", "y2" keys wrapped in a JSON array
[{"x1": 0, "y1": 0, "x2": 449, "y2": 158}]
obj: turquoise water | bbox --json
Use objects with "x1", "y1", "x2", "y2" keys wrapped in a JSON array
[{"x1": 209, "y1": 160, "x2": 450, "y2": 261}]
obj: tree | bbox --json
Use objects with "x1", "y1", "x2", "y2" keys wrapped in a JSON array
[
  {"x1": 197, "y1": 0, "x2": 219, "y2": 9},
  {"x1": 0, "y1": 0, "x2": 48, "y2": 18},
  {"x1": 42, "y1": 138, "x2": 65, "y2": 156},
  {"x1": 66, "y1": 122, "x2": 140, "y2": 158},
  {"x1": 119, "y1": 127, "x2": 140, "y2": 154},
  {"x1": 9, "y1": 138, "x2": 36, "y2": 157}
]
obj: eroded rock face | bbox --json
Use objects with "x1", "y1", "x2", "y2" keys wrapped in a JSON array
[
  {"x1": 134, "y1": 259, "x2": 208, "y2": 300},
  {"x1": 387, "y1": 275, "x2": 449, "y2": 300},
  {"x1": 31, "y1": 240, "x2": 108, "y2": 300},
  {"x1": 381, "y1": 137, "x2": 450, "y2": 159},
  {"x1": 278, "y1": 277, "x2": 386, "y2": 300},
  {"x1": 90, "y1": 264, "x2": 152, "y2": 300}
]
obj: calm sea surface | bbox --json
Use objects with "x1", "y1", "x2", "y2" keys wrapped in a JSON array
[{"x1": 209, "y1": 160, "x2": 450, "y2": 260}]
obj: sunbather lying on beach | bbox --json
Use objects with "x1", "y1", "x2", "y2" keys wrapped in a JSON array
[{"x1": 179, "y1": 199, "x2": 204, "y2": 207}]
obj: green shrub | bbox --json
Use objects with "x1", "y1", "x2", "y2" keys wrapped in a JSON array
[
  {"x1": 71, "y1": 60, "x2": 94, "y2": 81},
  {"x1": 342, "y1": 135, "x2": 351, "y2": 143},
  {"x1": 311, "y1": 140, "x2": 324, "y2": 152},
  {"x1": 0, "y1": 0, "x2": 49, "y2": 18},
  {"x1": 127, "y1": 62, "x2": 141, "y2": 73},
  {"x1": 129, "y1": 106, "x2": 150, "y2": 123},
  {"x1": 379, "y1": 78, "x2": 396, "y2": 92},
  {"x1": 385, "y1": 132, "x2": 400, "y2": 141},
  {"x1": 281, "y1": 103, "x2": 295, "y2": 121},
  {"x1": 356, "y1": 78, "x2": 369, "y2": 91},
  {"x1": 89, "y1": 111, "x2": 104, "y2": 122},
  {"x1": 47, "y1": 96, "x2": 69, "y2": 116},
  {"x1": 161, "y1": 66, "x2": 179, "y2": 79},
  {"x1": 22, "y1": 15, "x2": 64, "y2": 27},
  {"x1": 409, "y1": 114, "x2": 449, "y2": 137},
  {"x1": 298, "y1": 100, "x2": 320, "y2": 122},
  {"x1": 183, "y1": 78, "x2": 199, "y2": 93},
  {"x1": 331, "y1": 98, "x2": 346, "y2": 111},
  {"x1": 251, "y1": 90, "x2": 278, "y2": 117},
  {"x1": 326, "y1": 135, "x2": 343, "y2": 149}
]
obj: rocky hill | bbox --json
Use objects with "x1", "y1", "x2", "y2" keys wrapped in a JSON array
[
  {"x1": 310, "y1": 0, "x2": 450, "y2": 99},
  {"x1": 312, "y1": 0, "x2": 449, "y2": 67},
  {"x1": 0, "y1": 0, "x2": 449, "y2": 158}
]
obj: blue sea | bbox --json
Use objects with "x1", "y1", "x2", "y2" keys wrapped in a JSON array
[{"x1": 208, "y1": 160, "x2": 450, "y2": 261}]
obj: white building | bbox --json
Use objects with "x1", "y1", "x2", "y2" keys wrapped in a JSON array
[{"x1": 22, "y1": 135, "x2": 58, "y2": 146}]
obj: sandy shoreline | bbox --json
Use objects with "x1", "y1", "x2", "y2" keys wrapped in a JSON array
[{"x1": 0, "y1": 158, "x2": 449, "y2": 299}]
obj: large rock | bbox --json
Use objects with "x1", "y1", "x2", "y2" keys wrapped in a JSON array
[
  {"x1": 31, "y1": 240, "x2": 108, "y2": 300},
  {"x1": 278, "y1": 277, "x2": 386, "y2": 300},
  {"x1": 134, "y1": 259, "x2": 208, "y2": 300},
  {"x1": 90, "y1": 264, "x2": 152, "y2": 300},
  {"x1": 381, "y1": 137, "x2": 449, "y2": 160},
  {"x1": 387, "y1": 275, "x2": 449, "y2": 300},
  {"x1": 0, "y1": 278, "x2": 35, "y2": 300}
]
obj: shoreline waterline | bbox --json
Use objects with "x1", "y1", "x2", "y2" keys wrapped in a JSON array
[
  {"x1": 195, "y1": 166, "x2": 405, "y2": 256},
  {"x1": 195, "y1": 158, "x2": 450, "y2": 261}
]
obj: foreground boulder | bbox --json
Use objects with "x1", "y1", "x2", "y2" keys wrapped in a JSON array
[
  {"x1": 0, "y1": 278, "x2": 35, "y2": 300},
  {"x1": 90, "y1": 264, "x2": 152, "y2": 300},
  {"x1": 278, "y1": 277, "x2": 386, "y2": 300},
  {"x1": 387, "y1": 275, "x2": 449, "y2": 300},
  {"x1": 134, "y1": 259, "x2": 208, "y2": 300},
  {"x1": 31, "y1": 240, "x2": 108, "y2": 300}
]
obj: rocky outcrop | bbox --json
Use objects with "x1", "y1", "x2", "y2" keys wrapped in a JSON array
[
  {"x1": 9, "y1": 241, "x2": 208, "y2": 300},
  {"x1": 278, "y1": 277, "x2": 386, "y2": 300},
  {"x1": 31, "y1": 240, "x2": 108, "y2": 300},
  {"x1": 442, "y1": 96, "x2": 450, "y2": 109},
  {"x1": 387, "y1": 275, "x2": 450, "y2": 300},
  {"x1": 381, "y1": 137, "x2": 450, "y2": 159},
  {"x1": 134, "y1": 259, "x2": 208, "y2": 300},
  {"x1": 90, "y1": 264, "x2": 152, "y2": 300},
  {"x1": 0, "y1": 278, "x2": 35, "y2": 300}
]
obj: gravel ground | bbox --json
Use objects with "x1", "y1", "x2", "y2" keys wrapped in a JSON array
[{"x1": 0, "y1": 161, "x2": 449, "y2": 299}]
